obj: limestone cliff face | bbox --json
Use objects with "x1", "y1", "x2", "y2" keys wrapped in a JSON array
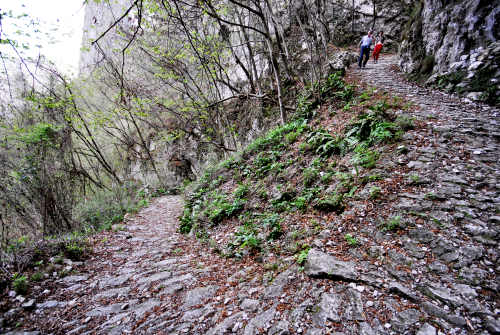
[
  {"x1": 400, "y1": 0, "x2": 500, "y2": 104},
  {"x1": 79, "y1": 0, "x2": 134, "y2": 72}
]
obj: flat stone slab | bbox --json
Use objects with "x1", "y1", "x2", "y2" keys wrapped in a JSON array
[
  {"x1": 305, "y1": 249, "x2": 358, "y2": 281},
  {"x1": 38, "y1": 300, "x2": 66, "y2": 309},
  {"x1": 244, "y1": 306, "x2": 276, "y2": 335},
  {"x1": 137, "y1": 271, "x2": 171, "y2": 284},
  {"x1": 61, "y1": 275, "x2": 88, "y2": 284},
  {"x1": 132, "y1": 300, "x2": 161, "y2": 318},
  {"x1": 240, "y1": 299, "x2": 260, "y2": 312},
  {"x1": 183, "y1": 285, "x2": 218, "y2": 308},
  {"x1": 312, "y1": 293, "x2": 341, "y2": 327},
  {"x1": 86, "y1": 303, "x2": 122, "y2": 317},
  {"x1": 392, "y1": 309, "x2": 421, "y2": 332},
  {"x1": 421, "y1": 285, "x2": 463, "y2": 307},
  {"x1": 94, "y1": 287, "x2": 130, "y2": 299},
  {"x1": 99, "y1": 274, "x2": 131, "y2": 289}
]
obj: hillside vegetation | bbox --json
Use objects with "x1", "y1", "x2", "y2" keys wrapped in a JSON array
[{"x1": 180, "y1": 72, "x2": 417, "y2": 260}]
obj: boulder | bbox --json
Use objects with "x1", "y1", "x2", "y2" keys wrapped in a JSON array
[{"x1": 304, "y1": 249, "x2": 358, "y2": 281}]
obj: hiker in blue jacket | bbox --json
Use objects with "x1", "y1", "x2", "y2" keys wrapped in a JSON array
[{"x1": 358, "y1": 31, "x2": 373, "y2": 68}]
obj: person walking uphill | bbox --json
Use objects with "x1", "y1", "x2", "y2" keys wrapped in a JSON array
[
  {"x1": 372, "y1": 31, "x2": 385, "y2": 63},
  {"x1": 358, "y1": 31, "x2": 373, "y2": 68}
]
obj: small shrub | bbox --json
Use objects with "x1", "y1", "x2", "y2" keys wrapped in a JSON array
[
  {"x1": 12, "y1": 273, "x2": 28, "y2": 295},
  {"x1": 296, "y1": 245, "x2": 310, "y2": 265},
  {"x1": 298, "y1": 142, "x2": 310, "y2": 152},
  {"x1": 321, "y1": 172, "x2": 333, "y2": 184},
  {"x1": 233, "y1": 184, "x2": 249, "y2": 198},
  {"x1": 382, "y1": 216, "x2": 402, "y2": 231},
  {"x1": 285, "y1": 131, "x2": 299, "y2": 143},
  {"x1": 424, "y1": 192, "x2": 437, "y2": 200},
  {"x1": 307, "y1": 130, "x2": 344, "y2": 157},
  {"x1": 231, "y1": 222, "x2": 261, "y2": 253},
  {"x1": 293, "y1": 196, "x2": 308, "y2": 211},
  {"x1": 179, "y1": 207, "x2": 193, "y2": 233},
  {"x1": 395, "y1": 115, "x2": 415, "y2": 130},
  {"x1": 409, "y1": 174, "x2": 420, "y2": 184},
  {"x1": 31, "y1": 272, "x2": 43, "y2": 282},
  {"x1": 303, "y1": 167, "x2": 319, "y2": 187},
  {"x1": 53, "y1": 256, "x2": 64, "y2": 264},
  {"x1": 314, "y1": 193, "x2": 344, "y2": 213},
  {"x1": 369, "y1": 186, "x2": 381, "y2": 199},
  {"x1": 257, "y1": 188, "x2": 268, "y2": 200},
  {"x1": 262, "y1": 214, "x2": 283, "y2": 240},
  {"x1": 272, "y1": 200, "x2": 290, "y2": 213},
  {"x1": 344, "y1": 233, "x2": 358, "y2": 246},
  {"x1": 65, "y1": 242, "x2": 84, "y2": 261},
  {"x1": 370, "y1": 121, "x2": 398, "y2": 143},
  {"x1": 352, "y1": 143, "x2": 379, "y2": 169}
]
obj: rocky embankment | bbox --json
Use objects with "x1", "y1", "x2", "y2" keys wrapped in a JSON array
[
  {"x1": 400, "y1": 0, "x2": 499, "y2": 104},
  {"x1": 1, "y1": 56, "x2": 499, "y2": 335}
]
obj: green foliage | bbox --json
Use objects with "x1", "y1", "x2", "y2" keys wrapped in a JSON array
[
  {"x1": 7, "y1": 236, "x2": 28, "y2": 253},
  {"x1": 206, "y1": 197, "x2": 246, "y2": 225},
  {"x1": 292, "y1": 196, "x2": 308, "y2": 211},
  {"x1": 409, "y1": 174, "x2": 420, "y2": 184},
  {"x1": 436, "y1": 71, "x2": 466, "y2": 90},
  {"x1": 314, "y1": 193, "x2": 344, "y2": 213},
  {"x1": 295, "y1": 73, "x2": 352, "y2": 120},
  {"x1": 233, "y1": 183, "x2": 249, "y2": 198},
  {"x1": 344, "y1": 102, "x2": 406, "y2": 149},
  {"x1": 296, "y1": 245, "x2": 310, "y2": 265},
  {"x1": 261, "y1": 214, "x2": 283, "y2": 240},
  {"x1": 272, "y1": 199, "x2": 291, "y2": 213},
  {"x1": 302, "y1": 187, "x2": 320, "y2": 203},
  {"x1": 395, "y1": 115, "x2": 415, "y2": 130},
  {"x1": 368, "y1": 174, "x2": 382, "y2": 182},
  {"x1": 344, "y1": 233, "x2": 358, "y2": 246},
  {"x1": 231, "y1": 222, "x2": 261, "y2": 253},
  {"x1": 64, "y1": 242, "x2": 84, "y2": 261},
  {"x1": 370, "y1": 121, "x2": 399, "y2": 143},
  {"x1": 74, "y1": 182, "x2": 142, "y2": 231},
  {"x1": 285, "y1": 131, "x2": 299, "y2": 144},
  {"x1": 369, "y1": 186, "x2": 382, "y2": 199},
  {"x1": 253, "y1": 151, "x2": 281, "y2": 177},
  {"x1": 12, "y1": 273, "x2": 28, "y2": 295},
  {"x1": 424, "y1": 192, "x2": 437, "y2": 200},
  {"x1": 381, "y1": 216, "x2": 402, "y2": 231},
  {"x1": 321, "y1": 171, "x2": 334, "y2": 184},
  {"x1": 19, "y1": 123, "x2": 60, "y2": 146},
  {"x1": 307, "y1": 130, "x2": 341, "y2": 157},
  {"x1": 30, "y1": 272, "x2": 43, "y2": 282},
  {"x1": 303, "y1": 167, "x2": 319, "y2": 187},
  {"x1": 245, "y1": 119, "x2": 308, "y2": 154},
  {"x1": 296, "y1": 92, "x2": 318, "y2": 120},
  {"x1": 352, "y1": 143, "x2": 379, "y2": 169}
]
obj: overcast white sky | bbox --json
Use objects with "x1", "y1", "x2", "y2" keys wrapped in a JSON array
[{"x1": 1, "y1": 0, "x2": 85, "y2": 75}]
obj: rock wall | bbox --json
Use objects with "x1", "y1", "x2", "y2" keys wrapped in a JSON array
[
  {"x1": 327, "y1": 0, "x2": 411, "y2": 50},
  {"x1": 79, "y1": 0, "x2": 134, "y2": 72},
  {"x1": 400, "y1": 0, "x2": 500, "y2": 104}
]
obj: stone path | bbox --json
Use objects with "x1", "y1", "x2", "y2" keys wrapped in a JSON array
[{"x1": 2, "y1": 55, "x2": 499, "y2": 335}]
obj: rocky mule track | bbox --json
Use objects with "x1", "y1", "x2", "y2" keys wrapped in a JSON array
[{"x1": 3, "y1": 55, "x2": 499, "y2": 335}]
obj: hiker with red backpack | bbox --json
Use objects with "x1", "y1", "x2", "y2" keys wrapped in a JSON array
[{"x1": 372, "y1": 31, "x2": 385, "y2": 63}]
